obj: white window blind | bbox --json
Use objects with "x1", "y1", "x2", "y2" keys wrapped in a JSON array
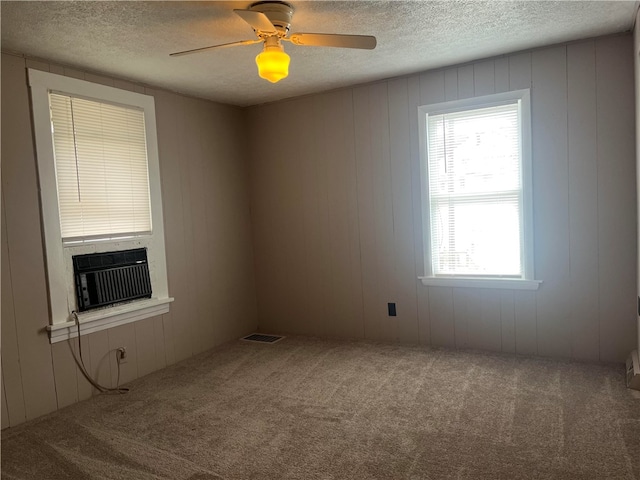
[
  {"x1": 49, "y1": 93, "x2": 152, "y2": 241},
  {"x1": 426, "y1": 101, "x2": 523, "y2": 277}
]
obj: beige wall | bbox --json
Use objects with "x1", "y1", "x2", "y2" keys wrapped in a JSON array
[
  {"x1": 635, "y1": 11, "x2": 640, "y2": 357},
  {"x1": 248, "y1": 34, "x2": 637, "y2": 363},
  {"x1": 1, "y1": 53, "x2": 258, "y2": 428}
]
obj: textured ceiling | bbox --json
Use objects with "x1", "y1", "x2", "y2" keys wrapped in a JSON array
[{"x1": 1, "y1": 1, "x2": 638, "y2": 107}]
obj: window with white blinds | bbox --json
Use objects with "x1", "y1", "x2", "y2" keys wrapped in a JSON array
[
  {"x1": 49, "y1": 93, "x2": 152, "y2": 241},
  {"x1": 30, "y1": 69, "x2": 171, "y2": 329},
  {"x1": 420, "y1": 91, "x2": 533, "y2": 281}
]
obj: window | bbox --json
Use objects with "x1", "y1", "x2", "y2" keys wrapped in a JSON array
[
  {"x1": 418, "y1": 90, "x2": 539, "y2": 290},
  {"x1": 49, "y1": 93, "x2": 152, "y2": 242},
  {"x1": 29, "y1": 69, "x2": 173, "y2": 342}
]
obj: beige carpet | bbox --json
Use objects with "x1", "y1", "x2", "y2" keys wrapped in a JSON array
[{"x1": 2, "y1": 336, "x2": 639, "y2": 479}]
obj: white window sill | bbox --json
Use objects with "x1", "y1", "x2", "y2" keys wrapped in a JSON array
[
  {"x1": 46, "y1": 297, "x2": 174, "y2": 344},
  {"x1": 419, "y1": 276, "x2": 541, "y2": 291}
]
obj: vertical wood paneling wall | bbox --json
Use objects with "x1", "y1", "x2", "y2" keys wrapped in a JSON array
[
  {"x1": 635, "y1": 11, "x2": 640, "y2": 357},
  {"x1": 1, "y1": 53, "x2": 258, "y2": 428},
  {"x1": 248, "y1": 35, "x2": 636, "y2": 363}
]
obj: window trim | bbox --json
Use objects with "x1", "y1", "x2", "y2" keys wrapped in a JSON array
[
  {"x1": 29, "y1": 69, "x2": 172, "y2": 337},
  {"x1": 418, "y1": 89, "x2": 539, "y2": 290}
]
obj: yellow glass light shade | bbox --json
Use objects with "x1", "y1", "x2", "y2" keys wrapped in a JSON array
[{"x1": 255, "y1": 49, "x2": 290, "y2": 83}]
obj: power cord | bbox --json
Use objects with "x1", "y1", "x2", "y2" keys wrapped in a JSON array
[{"x1": 71, "y1": 311, "x2": 129, "y2": 395}]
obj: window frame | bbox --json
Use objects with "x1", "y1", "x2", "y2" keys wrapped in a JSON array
[
  {"x1": 418, "y1": 89, "x2": 540, "y2": 291},
  {"x1": 29, "y1": 69, "x2": 173, "y2": 341}
]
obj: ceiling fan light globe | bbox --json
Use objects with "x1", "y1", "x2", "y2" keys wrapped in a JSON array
[{"x1": 255, "y1": 50, "x2": 290, "y2": 83}]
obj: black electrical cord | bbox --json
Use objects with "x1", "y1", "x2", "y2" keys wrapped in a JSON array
[{"x1": 71, "y1": 311, "x2": 129, "y2": 395}]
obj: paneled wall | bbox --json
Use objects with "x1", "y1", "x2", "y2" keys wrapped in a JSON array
[
  {"x1": 635, "y1": 10, "x2": 640, "y2": 357},
  {"x1": 1, "y1": 53, "x2": 258, "y2": 428},
  {"x1": 248, "y1": 35, "x2": 636, "y2": 363}
]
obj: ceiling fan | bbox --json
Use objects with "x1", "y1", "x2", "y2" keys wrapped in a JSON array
[{"x1": 170, "y1": 1, "x2": 377, "y2": 83}]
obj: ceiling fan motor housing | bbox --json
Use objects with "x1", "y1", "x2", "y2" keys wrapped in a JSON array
[{"x1": 250, "y1": 1, "x2": 294, "y2": 36}]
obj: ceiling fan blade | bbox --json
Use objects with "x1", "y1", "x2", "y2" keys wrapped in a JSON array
[
  {"x1": 170, "y1": 39, "x2": 261, "y2": 57},
  {"x1": 233, "y1": 9, "x2": 278, "y2": 35},
  {"x1": 288, "y1": 33, "x2": 376, "y2": 50}
]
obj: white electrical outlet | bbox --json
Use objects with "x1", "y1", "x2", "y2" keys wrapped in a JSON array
[{"x1": 117, "y1": 347, "x2": 128, "y2": 364}]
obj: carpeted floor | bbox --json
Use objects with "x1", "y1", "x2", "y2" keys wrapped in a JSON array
[{"x1": 2, "y1": 336, "x2": 640, "y2": 479}]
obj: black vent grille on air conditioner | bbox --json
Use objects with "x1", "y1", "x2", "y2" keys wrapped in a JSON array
[{"x1": 73, "y1": 248, "x2": 152, "y2": 312}]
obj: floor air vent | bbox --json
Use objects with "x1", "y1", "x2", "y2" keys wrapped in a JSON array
[{"x1": 241, "y1": 334, "x2": 284, "y2": 344}]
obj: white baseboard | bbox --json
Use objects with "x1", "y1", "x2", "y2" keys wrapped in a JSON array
[{"x1": 626, "y1": 350, "x2": 640, "y2": 391}]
